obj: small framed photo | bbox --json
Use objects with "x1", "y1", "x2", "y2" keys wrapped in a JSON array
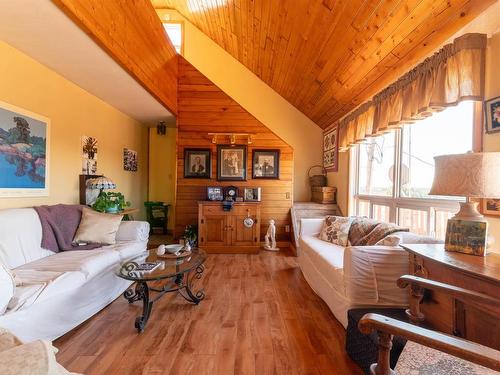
[
  {"x1": 207, "y1": 186, "x2": 223, "y2": 201},
  {"x1": 482, "y1": 198, "x2": 500, "y2": 217},
  {"x1": 184, "y1": 148, "x2": 211, "y2": 178},
  {"x1": 252, "y1": 149, "x2": 279, "y2": 179},
  {"x1": 445, "y1": 219, "x2": 487, "y2": 256},
  {"x1": 485, "y1": 96, "x2": 500, "y2": 134},
  {"x1": 217, "y1": 145, "x2": 247, "y2": 181},
  {"x1": 244, "y1": 187, "x2": 261, "y2": 202}
]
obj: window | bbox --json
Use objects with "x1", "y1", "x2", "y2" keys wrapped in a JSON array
[
  {"x1": 350, "y1": 101, "x2": 476, "y2": 239},
  {"x1": 164, "y1": 22, "x2": 183, "y2": 54}
]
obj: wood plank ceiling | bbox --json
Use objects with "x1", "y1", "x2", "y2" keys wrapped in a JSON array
[{"x1": 151, "y1": 0, "x2": 495, "y2": 128}]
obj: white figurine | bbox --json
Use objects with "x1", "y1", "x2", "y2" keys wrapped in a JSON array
[{"x1": 264, "y1": 219, "x2": 279, "y2": 251}]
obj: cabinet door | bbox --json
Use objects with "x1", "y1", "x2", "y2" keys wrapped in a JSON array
[
  {"x1": 200, "y1": 215, "x2": 227, "y2": 247},
  {"x1": 230, "y1": 215, "x2": 258, "y2": 247}
]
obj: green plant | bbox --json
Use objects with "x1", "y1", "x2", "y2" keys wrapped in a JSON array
[
  {"x1": 184, "y1": 224, "x2": 198, "y2": 246},
  {"x1": 92, "y1": 191, "x2": 130, "y2": 213}
]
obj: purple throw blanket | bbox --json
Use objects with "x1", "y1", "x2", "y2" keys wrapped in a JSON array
[{"x1": 34, "y1": 204, "x2": 102, "y2": 252}]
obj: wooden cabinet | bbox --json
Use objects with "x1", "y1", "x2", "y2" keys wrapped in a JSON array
[
  {"x1": 198, "y1": 201, "x2": 261, "y2": 253},
  {"x1": 402, "y1": 244, "x2": 500, "y2": 350}
]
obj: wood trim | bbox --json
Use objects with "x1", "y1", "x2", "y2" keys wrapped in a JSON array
[
  {"x1": 473, "y1": 100, "x2": 484, "y2": 152},
  {"x1": 53, "y1": 0, "x2": 178, "y2": 115}
]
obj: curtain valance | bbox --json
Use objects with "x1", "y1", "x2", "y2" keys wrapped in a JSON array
[{"x1": 338, "y1": 33, "x2": 487, "y2": 151}]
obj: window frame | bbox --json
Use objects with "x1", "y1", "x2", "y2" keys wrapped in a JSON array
[
  {"x1": 163, "y1": 21, "x2": 184, "y2": 55},
  {"x1": 349, "y1": 101, "x2": 482, "y2": 238}
]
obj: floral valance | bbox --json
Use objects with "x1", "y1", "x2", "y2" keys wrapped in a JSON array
[{"x1": 338, "y1": 33, "x2": 487, "y2": 151}]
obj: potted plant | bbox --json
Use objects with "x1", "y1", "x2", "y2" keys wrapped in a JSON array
[
  {"x1": 184, "y1": 224, "x2": 198, "y2": 247},
  {"x1": 92, "y1": 192, "x2": 130, "y2": 213}
]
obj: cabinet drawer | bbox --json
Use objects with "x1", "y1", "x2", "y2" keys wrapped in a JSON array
[{"x1": 203, "y1": 205, "x2": 225, "y2": 215}]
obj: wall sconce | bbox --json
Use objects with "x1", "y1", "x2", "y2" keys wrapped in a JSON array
[
  {"x1": 157, "y1": 121, "x2": 166, "y2": 135},
  {"x1": 208, "y1": 133, "x2": 254, "y2": 145}
]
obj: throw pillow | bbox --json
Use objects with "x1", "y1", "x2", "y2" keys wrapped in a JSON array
[
  {"x1": 375, "y1": 235, "x2": 402, "y2": 246},
  {"x1": 73, "y1": 207, "x2": 123, "y2": 245},
  {"x1": 0, "y1": 262, "x2": 15, "y2": 315},
  {"x1": 319, "y1": 216, "x2": 354, "y2": 246}
]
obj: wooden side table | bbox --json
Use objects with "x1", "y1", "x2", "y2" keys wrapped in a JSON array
[{"x1": 401, "y1": 244, "x2": 500, "y2": 350}]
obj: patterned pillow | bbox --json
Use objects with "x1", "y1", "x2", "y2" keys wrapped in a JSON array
[
  {"x1": 375, "y1": 235, "x2": 402, "y2": 246},
  {"x1": 319, "y1": 216, "x2": 354, "y2": 246}
]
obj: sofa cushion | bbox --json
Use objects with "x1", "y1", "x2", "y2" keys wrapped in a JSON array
[
  {"x1": 6, "y1": 270, "x2": 87, "y2": 313},
  {"x1": 375, "y1": 235, "x2": 402, "y2": 246},
  {"x1": 102, "y1": 240, "x2": 147, "y2": 261},
  {"x1": 392, "y1": 231, "x2": 444, "y2": 245},
  {"x1": 319, "y1": 216, "x2": 353, "y2": 246},
  {"x1": 0, "y1": 208, "x2": 53, "y2": 269},
  {"x1": 16, "y1": 250, "x2": 120, "y2": 279},
  {"x1": 300, "y1": 235, "x2": 345, "y2": 294},
  {"x1": 0, "y1": 263, "x2": 15, "y2": 315},
  {"x1": 349, "y1": 217, "x2": 408, "y2": 246},
  {"x1": 73, "y1": 208, "x2": 123, "y2": 245}
]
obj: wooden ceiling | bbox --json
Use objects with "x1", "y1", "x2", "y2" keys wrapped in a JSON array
[{"x1": 152, "y1": 0, "x2": 495, "y2": 128}]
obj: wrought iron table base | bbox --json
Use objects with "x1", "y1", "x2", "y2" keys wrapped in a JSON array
[{"x1": 123, "y1": 264, "x2": 205, "y2": 332}]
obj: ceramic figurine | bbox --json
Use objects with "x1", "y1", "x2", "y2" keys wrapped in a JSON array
[{"x1": 264, "y1": 219, "x2": 279, "y2": 251}]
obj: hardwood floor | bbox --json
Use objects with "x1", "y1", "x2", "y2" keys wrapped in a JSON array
[{"x1": 55, "y1": 249, "x2": 363, "y2": 375}]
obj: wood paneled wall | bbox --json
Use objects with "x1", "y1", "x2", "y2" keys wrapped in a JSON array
[
  {"x1": 176, "y1": 57, "x2": 293, "y2": 244},
  {"x1": 53, "y1": 0, "x2": 178, "y2": 115}
]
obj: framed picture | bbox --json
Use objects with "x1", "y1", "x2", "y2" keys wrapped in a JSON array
[
  {"x1": 482, "y1": 198, "x2": 500, "y2": 217},
  {"x1": 252, "y1": 149, "x2": 279, "y2": 179},
  {"x1": 123, "y1": 148, "x2": 138, "y2": 172},
  {"x1": 184, "y1": 148, "x2": 211, "y2": 178},
  {"x1": 485, "y1": 96, "x2": 500, "y2": 134},
  {"x1": 323, "y1": 125, "x2": 339, "y2": 172},
  {"x1": 207, "y1": 186, "x2": 223, "y2": 201},
  {"x1": 445, "y1": 219, "x2": 487, "y2": 256},
  {"x1": 244, "y1": 187, "x2": 261, "y2": 202},
  {"x1": 217, "y1": 145, "x2": 246, "y2": 181},
  {"x1": 0, "y1": 100, "x2": 50, "y2": 197}
]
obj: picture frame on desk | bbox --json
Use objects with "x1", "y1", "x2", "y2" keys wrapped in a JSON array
[{"x1": 244, "y1": 187, "x2": 261, "y2": 202}]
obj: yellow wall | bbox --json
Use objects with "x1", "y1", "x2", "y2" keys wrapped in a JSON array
[
  {"x1": 148, "y1": 127, "x2": 177, "y2": 230},
  {"x1": 156, "y1": 9, "x2": 323, "y2": 202},
  {"x1": 0, "y1": 40, "x2": 149, "y2": 218},
  {"x1": 327, "y1": 152, "x2": 350, "y2": 216},
  {"x1": 484, "y1": 32, "x2": 500, "y2": 241}
]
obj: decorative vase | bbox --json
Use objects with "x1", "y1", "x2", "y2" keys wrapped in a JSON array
[{"x1": 105, "y1": 205, "x2": 119, "y2": 213}]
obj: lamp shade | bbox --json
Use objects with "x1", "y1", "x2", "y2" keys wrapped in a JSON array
[
  {"x1": 429, "y1": 152, "x2": 500, "y2": 198},
  {"x1": 86, "y1": 176, "x2": 116, "y2": 190}
]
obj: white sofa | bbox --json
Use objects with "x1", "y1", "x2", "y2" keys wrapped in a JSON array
[
  {"x1": 298, "y1": 218, "x2": 441, "y2": 327},
  {"x1": 0, "y1": 208, "x2": 149, "y2": 342}
]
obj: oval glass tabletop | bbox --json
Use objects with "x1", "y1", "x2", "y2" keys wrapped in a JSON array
[{"x1": 116, "y1": 248, "x2": 207, "y2": 281}]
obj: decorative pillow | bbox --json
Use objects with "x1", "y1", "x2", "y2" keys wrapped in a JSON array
[
  {"x1": 319, "y1": 216, "x2": 354, "y2": 246},
  {"x1": 73, "y1": 208, "x2": 123, "y2": 245},
  {"x1": 375, "y1": 235, "x2": 402, "y2": 246},
  {"x1": 0, "y1": 262, "x2": 15, "y2": 315}
]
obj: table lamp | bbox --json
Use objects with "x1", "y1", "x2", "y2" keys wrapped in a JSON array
[
  {"x1": 85, "y1": 176, "x2": 116, "y2": 205},
  {"x1": 429, "y1": 152, "x2": 500, "y2": 255}
]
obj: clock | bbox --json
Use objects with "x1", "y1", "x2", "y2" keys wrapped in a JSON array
[{"x1": 224, "y1": 186, "x2": 238, "y2": 201}]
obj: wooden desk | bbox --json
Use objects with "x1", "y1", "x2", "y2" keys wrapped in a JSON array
[{"x1": 402, "y1": 244, "x2": 500, "y2": 350}]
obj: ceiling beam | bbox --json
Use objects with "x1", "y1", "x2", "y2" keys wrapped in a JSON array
[{"x1": 53, "y1": 0, "x2": 178, "y2": 115}]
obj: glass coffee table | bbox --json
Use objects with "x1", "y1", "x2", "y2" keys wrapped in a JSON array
[{"x1": 116, "y1": 248, "x2": 207, "y2": 332}]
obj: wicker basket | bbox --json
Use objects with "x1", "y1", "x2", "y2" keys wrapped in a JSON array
[{"x1": 308, "y1": 165, "x2": 327, "y2": 187}]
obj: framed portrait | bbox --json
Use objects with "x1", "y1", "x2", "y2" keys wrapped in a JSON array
[
  {"x1": 0, "y1": 100, "x2": 50, "y2": 197},
  {"x1": 485, "y1": 96, "x2": 500, "y2": 134},
  {"x1": 244, "y1": 187, "x2": 261, "y2": 202},
  {"x1": 323, "y1": 125, "x2": 338, "y2": 172},
  {"x1": 482, "y1": 198, "x2": 500, "y2": 217},
  {"x1": 184, "y1": 148, "x2": 211, "y2": 179},
  {"x1": 252, "y1": 149, "x2": 280, "y2": 179},
  {"x1": 207, "y1": 186, "x2": 223, "y2": 201},
  {"x1": 217, "y1": 145, "x2": 247, "y2": 181}
]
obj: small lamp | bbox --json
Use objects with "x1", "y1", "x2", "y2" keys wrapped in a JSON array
[
  {"x1": 430, "y1": 152, "x2": 500, "y2": 221},
  {"x1": 430, "y1": 152, "x2": 500, "y2": 255},
  {"x1": 85, "y1": 176, "x2": 116, "y2": 205}
]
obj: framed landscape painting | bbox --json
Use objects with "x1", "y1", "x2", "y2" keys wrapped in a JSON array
[{"x1": 0, "y1": 101, "x2": 49, "y2": 197}]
